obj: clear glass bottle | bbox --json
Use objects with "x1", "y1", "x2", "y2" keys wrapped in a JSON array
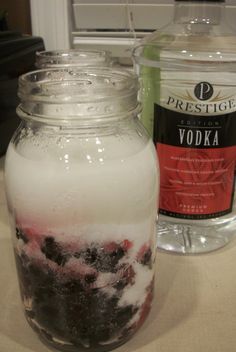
[
  {"x1": 4, "y1": 67, "x2": 158, "y2": 351},
  {"x1": 35, "y1": 49, "x2": 112, "y2": 68},
  {"x1": 133, "y1": 0, "x2": 236, "y2": 254}
]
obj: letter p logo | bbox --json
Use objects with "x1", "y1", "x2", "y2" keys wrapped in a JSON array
[{"x1": 194, "y1": 82, "x2": 214, "y2": 101}]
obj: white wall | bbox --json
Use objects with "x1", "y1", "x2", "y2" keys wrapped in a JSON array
[{"x1": 31, "y1": 0, "x2": 236, "y2": 51}]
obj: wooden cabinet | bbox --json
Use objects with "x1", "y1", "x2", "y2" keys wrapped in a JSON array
[{"x1": 0, "y1": 0, "x2": 31, "y2": 34}]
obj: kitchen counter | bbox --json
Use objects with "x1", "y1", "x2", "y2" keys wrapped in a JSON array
[{"x1": 0, "y1": 155, "x2": 236, "y2": 352}]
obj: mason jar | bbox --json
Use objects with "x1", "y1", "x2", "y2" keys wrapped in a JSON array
[
  {"x1": 35, "y1": 49, "x2": 112, "y2": 68},
  {"x1": 4, "y1": 67, "x2": 159, "y2": 352}
]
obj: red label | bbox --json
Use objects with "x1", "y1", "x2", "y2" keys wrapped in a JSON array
[{"x1": 157, "y1": 144, "x2": 236, "y2": 219}]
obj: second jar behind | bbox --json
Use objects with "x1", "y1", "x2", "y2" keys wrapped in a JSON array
[{"x1": 35, "y1": 49, "x2": 112, "y2": 68}]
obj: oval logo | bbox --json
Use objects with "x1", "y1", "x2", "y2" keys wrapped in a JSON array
[{"x1": 194, "y1": 82, "x2": 214, "y2": 101}]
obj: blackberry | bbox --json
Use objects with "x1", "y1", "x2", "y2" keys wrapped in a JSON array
[
  {"x1": 16, "y1": 227, "x2": 28, "y2": 243},
  {"x1": 14, "y1": 252, "x2": 32, "y2": 296},
  {"x1": 84, "y1": 273, "x2": 97, "y2": 284},
  {"x1": 65, "y1": 291, "x2": 129, "y2": 345},
  {"x1": 137, "y1": 245, "x2": 153, "y2": 267},
  {"x1": 25, "y1": 309, "x2": 35, "y2": 319},
  {"x1": 109, "y1": 247, "x2": 125, "y2": 264},
  {"x1": 41, "y1": 329, "x2": 53, "y2": 342},
  {"x1": 59, "y1": 279, "x2": 84, "y2": 295},
  {"x1": 82, "y1": 245, "x2": 125, "y2": 273},
  {"x1": 15, "y1": 242, "x2": 140, "y2": 349},
  {"x1": 81, "y1": 247, "x2": 98, "y2": 264},
  {"x1": 35, "y1": 299, "x2": 68, "y2": 339},
  {"x1": 115, "y1": 265, "x2": 135, "y2": 290},
  {"x1": 41, "y1": 237, "x2": 68, "y2": 266},
  {"x1": 115, "y1": 305, "x2": 138, "y2": 327},
  {"x1": 141, "y1": 248, "x2": 152, "y2": 267},
  {"x1": 28, "y1": 262, "x2": 43, "y2": 278}
]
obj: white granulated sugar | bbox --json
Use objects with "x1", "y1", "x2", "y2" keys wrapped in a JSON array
[
  {"x1": 118, "y1": 262, "x2": 153, "y2": 308},
  {"x1": 5, "y1": 136, "x2": 157, "y2": 241}
]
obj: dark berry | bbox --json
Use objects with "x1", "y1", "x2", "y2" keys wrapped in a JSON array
[
  {"x1": 28, "y1": 262, "x2": 53, "y2": 286},
  {"x1": 73, "y1": 252, "x2": 81, "y2": 259},
  {"x1": 59, "y1": 279, "x2": 84, "y2": 295},
  {"x1": 41, "y1": 237, "x2": 68, "y2": 266},
  {"x1": 41, "y1": 329, "x2": 53, "y2": 342},
  {"x1": 110, "y1": 247, "x2": 125, "y2": 262},
  {"x1": 25, "y1": 310, "x2": 35, "y2": 319},
  {"x1": 137, "y1": 244, "x2": 153, "y2": 267},
  {"x1": 115, "y1": 305, "x2": 138, "y2": 329},
  {"x1": 93, "y1": 325, "x2": 111, "y2": 341},
  {"x1": 141, "y1": 248, "x2": 152, "y2": 266},
  {"x1": 14, "y1": 252, "x2": 32, "y2": 296},
  {"x1": 82, "y1": 245, "x2": 125, "y2": 273},
  {"x1": 16, "y1": 227, "x2": 29, "y2": 243},
  {"x1": 115, "y1": 265, "x2": 135, "y2": 290},
  {"x1": 15, "y1": 243, "x2": 141, "y2": 349},
  {"x1": 21, "y1": 252, "x2": 30, "y2": 265},
  {"x1": 82, "y1": 247, "x2": 98, "y2": 264},
  {"x1": 84, "y1": 273, "x2": 97, "y2": 284}
]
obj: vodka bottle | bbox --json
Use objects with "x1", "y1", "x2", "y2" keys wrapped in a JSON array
[{"x1": 133, "y1": 0, "x2": 236, "y2": 254}]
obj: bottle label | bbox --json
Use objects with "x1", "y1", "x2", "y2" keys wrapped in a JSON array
[{"x1": 154, "y1": 79, "x2": 236, "y2": 219}]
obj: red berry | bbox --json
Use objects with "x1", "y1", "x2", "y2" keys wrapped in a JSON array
[
  {"x1": 121, "y1": 239, "x2": 133, "y2": 251},
  {"x1": 136, "y1": 281, "x2": 154, "y2": 328},
  {"x1": 103, "y1": 242, "x2": 119, "y2": 253}
]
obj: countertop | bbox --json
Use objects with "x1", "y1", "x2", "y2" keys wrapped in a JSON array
[{"x1": 0, "y1": 156, "x2": 236, "y2": 352}]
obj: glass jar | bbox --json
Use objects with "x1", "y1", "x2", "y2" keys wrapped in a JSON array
[
  {"x1": 4, "y1": 67, "x2": 159, "y2": 352},
  {"x1": 35, "y1": 49, "x2": 112, "y2": 68}
]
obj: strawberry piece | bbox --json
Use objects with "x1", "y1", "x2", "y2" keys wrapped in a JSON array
[
  {"x1": 136, "y1": 280, "x2": 154, "y2": 328},
  {"x1": 103, "y1": 241, "x2": 119, "y2": 253},
  {"x1": 121, "y1": 239, "x2": 133, "y2": 251}
]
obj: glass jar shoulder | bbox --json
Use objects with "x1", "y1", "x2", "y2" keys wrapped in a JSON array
[
  {"x1": 6, "y1": 120, "x2": 154, "y2": 167},
  {"x1": 4, "y1": 120, "x2": 158, "y2": 230}
]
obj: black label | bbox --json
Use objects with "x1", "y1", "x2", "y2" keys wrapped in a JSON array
[
  {"x1": 153, "y1": 104, "x2": 236, "y2": 148},
  {"x1": 154, "y1": 103, "x2": 236, "y2": 220}
]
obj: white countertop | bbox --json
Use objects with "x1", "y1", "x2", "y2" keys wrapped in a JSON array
[{"x1": 0, "y1": 156, "x2": 236, "y2": 352}]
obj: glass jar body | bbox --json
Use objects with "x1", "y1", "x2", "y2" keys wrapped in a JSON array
[{"x1": 5, "y1": 112, "x2": 158, "y2": 351}]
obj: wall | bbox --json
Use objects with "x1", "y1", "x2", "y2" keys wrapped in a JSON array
[{"x1": 30, "y1": 0, "x2": 236, "y2": 51}]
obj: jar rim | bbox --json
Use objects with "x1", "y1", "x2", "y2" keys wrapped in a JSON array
[
  {"x1": 17, "y1": 67, "x2": 139, "y2": 125},
  {"x1": 19, "y1": 67, "x2": 138, "y2": 102},
  {"x1": 36, "y1": 49, "x2": 111, "y2": 68}
]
